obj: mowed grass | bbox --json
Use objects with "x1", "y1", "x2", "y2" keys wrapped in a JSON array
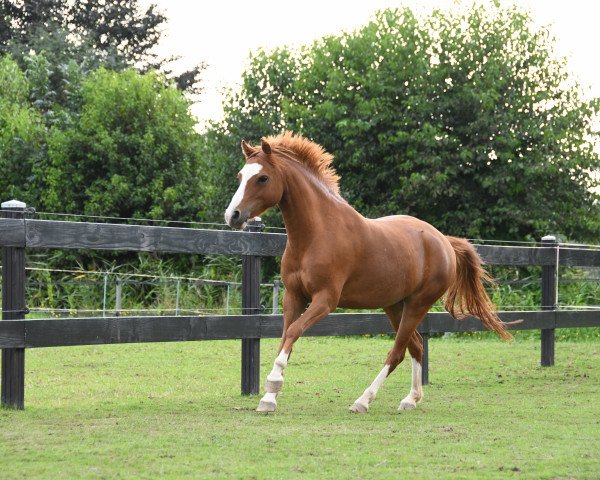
[{"x1": 1, "y1": 336, "x2": 599, "y2": 479}]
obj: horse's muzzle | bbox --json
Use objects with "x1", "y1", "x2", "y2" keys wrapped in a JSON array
[{"x1": 225, "y1": 209, "x2": 248, "y2": 230}]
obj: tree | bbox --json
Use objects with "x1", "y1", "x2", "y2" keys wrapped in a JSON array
[
  {"x1": 1, "y1": 0, "x2": 163, "y2": 68},
  {"x1": 0, "y1": 56, "x2": 46, "y2": 204},
  {"x1": 69, "y1": 0, "x2": 165, "y2": 69},
  {"x1": 38, "y1": 68, "x2": 204, "y2": 221},
  {"x1": 0, "y1": 0, "x2": 204, "y2": 96},
  {"x1": 203, "y1": 4, "x2": 600, "y2": 241}
]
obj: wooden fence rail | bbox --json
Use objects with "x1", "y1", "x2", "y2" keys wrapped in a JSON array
[
  {"x1": 2, "y1": 216, "x2": 600, "y2": 266},
  {"x1": 1, "y1": 310, "x2": 598, "y2": 349},
  {"x1": 1, "y1": 202, "x2": 599, "y2": 409}
]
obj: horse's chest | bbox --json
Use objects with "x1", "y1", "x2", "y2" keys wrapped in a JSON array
[{"x1": 281, "y1": 251, "x2": 346, "y2": 297}]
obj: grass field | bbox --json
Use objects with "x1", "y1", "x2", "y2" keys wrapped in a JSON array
[{"x1": 1, "y1": 336, "x2": 599, "y2": 479}]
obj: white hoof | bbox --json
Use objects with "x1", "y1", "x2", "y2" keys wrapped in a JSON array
[
  {"x1": 350, "y1": 401, "x2": 369, "y2": 413},
  {"x1": 398, "y1": 400, "x2": 417, "y2": 411},
  {"x1": 256, "y1": 400, "x2": 277, "y2": 413}
]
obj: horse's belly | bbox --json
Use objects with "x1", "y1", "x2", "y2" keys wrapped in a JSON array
[{"x1": 337, "y1": 262, "x2": 413, "y2": 309}]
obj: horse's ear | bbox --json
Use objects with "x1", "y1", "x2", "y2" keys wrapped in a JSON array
[
  {"x1": 241, "y1": 140, "x2": 255, "y2": 158},
  {"x1": 261, "y1": 138, "x2": 272, "y2": 155}
]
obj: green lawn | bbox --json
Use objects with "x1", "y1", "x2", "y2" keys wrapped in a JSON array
[{"x1": 1, "y1": 336, "x2": 599, "y2": 479}]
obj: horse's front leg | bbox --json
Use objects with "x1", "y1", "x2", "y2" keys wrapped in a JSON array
[
  {"x1": 257, "y1": 291, "x2": 335, "y2": 412},
  {"x1": 276, "y1": 291, "x2": 308, "y2": 354},
  {"x1": 258, "y1": 291, "x2": 306, "y2": 410}
]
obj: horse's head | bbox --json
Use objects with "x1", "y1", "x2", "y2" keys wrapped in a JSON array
[{"x1": 224, "y1": 138, "x2": 284, "y2": 229}]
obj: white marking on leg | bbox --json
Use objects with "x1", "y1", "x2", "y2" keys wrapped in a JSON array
[
  {"x1": 224, "y1": 163, "x2": 263, "y2": 224},
  {"x1": 351, "y1": 364, "x2": 390, "y2": 413},
  {"x1": 257, "y1": 350, "x2": 289, "y2": 412},
  {"x1": 261, "y1": 392, "x2": 277, "y2": 404},
  {"x1": 267, "y1": 349, "x2": 288, "y2": 384},
  {"x1": 399, "y1": 357, "x2": 423, "y2": 411}
]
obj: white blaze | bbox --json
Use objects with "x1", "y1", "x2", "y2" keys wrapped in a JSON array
[{"x1": 224, "y1": 163, "x2": 263, "y2": 224}]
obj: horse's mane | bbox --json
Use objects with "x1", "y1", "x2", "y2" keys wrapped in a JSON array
[{"x1": 264, "y1": 131, "x2": 341, "y2": 196}]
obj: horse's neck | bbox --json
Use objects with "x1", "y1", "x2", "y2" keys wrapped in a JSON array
[{"x1": 277, "y1": 161, "x2": 360, "y2": 247}]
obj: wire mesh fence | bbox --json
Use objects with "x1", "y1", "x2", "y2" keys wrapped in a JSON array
[
  {"x1": 9, "y1": 267, "x2": 282, "y2": 318},
  {"x1": 1, "y1": 264, "x2": 597, "y2": 318}
]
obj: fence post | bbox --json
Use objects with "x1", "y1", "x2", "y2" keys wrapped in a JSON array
[
  {"x1": 225, "y1": 284, "x2": 230, "y2": 316},
  {"x1": 115, "y1": 278, "x2": 122, "y2": 317},
  {"x1": 421, "y1": 333, "x2": 429, "y2": 385},
  {"x1": 272, "y1": 280, "x2": 280, "y2": 314},
  {"x1": 102, "y1": 273, "x2": 108, "y2": 318},
  {"x1": 541, "y1": 235, "x2": 557, "y2": 367},
  {"x1": 241, "y1": 218, "x2": 264, "y2": 395},
  {"x1": 175, "y1": 279, "x2": 181, "y2": 317},
  {"x1": 1, "y1": 200, "x2": 27, "y2": 409}
]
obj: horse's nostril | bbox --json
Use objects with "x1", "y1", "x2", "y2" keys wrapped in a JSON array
[{"x1": 232, "y1": 210, "x2": 241, "y2": 221}]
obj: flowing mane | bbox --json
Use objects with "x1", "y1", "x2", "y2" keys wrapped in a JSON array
[{"x1": 264, "y1": 131, "x2": 341, "y2": 196}]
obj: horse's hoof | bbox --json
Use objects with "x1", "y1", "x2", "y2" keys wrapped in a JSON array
[
  {"x1": 256, "y1": 400, "x2": 277, "y2": 413},
  {"x1": 398, "y1": 401, "x2": 416, "y2": 411},
  {"x1": 350, "y1": 402, "x2": 369, "y2": 413}
]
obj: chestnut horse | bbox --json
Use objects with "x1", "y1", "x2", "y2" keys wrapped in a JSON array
[{"x1": 224, "y1": 131, "x2": 510, "y2": 413}]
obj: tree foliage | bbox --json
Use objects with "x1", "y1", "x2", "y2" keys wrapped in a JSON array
[
  {"x1": 38, "y1": 68, "x2": 203, "y2": 221},
  {"x1": 204, "y1": 4, "x2": 599, "y2": 241},
  {"x1": 0, "y1": 51, "x2": 206, "y2": 226},
  {"x1": 0, "y1": 56, "x2": 45, "y2": 202},
  {"x1": 0, "y1": 54, "x2": 206, "y2": 272},
  {"x1": 0, "y1": 0, "x2": 209, "y2": 222},
  {"x1": 0, "y1": 0, "x2": 204, "y2": 98},
  {"x1": 1, "y1": 0, "x2": 164, "y2": 67}
]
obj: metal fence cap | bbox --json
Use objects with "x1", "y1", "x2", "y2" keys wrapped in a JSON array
[{"x1": 1, "y1": 199, "x2": 26, "y2": 209}]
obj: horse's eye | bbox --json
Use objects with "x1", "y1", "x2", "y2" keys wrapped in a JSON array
[{"x1": 257, "y1": 175, "x2": 269, "y2": 184}]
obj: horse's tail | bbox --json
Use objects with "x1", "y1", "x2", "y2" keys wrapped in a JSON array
[{"x1": 444, "y1": 236, "x2": 514, "y2": 341}]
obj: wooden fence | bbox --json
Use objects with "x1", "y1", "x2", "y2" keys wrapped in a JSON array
[{"x1": 1, "y1": 201, "x2": 599, "y2": 409}]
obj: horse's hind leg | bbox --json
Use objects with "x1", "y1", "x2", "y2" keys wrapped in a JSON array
[
  {"x1": 351, "y1": 301, "x2": 430, "y2": 413},
  {"x1": 399, "y1": 331, "x2": 424, "y2": 411},
  {"x1": 390, "y1": 300, "x2": 432, "y2": 412},
  {"x1": 350, "y1": 302, "x2": 403, "y2": 413},
  {"x1": 384, "y1": 305, "x2": 426, "y2": 410}
]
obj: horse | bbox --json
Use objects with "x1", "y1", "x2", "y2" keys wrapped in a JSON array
[{"x1": 224, "y1": 131, "x2": 511, "y2": 414}]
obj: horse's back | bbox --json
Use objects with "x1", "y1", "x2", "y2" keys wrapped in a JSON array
[
  {"x1": 368, "y1": 215, "x2": 451, "y2": 251},
  {"x1": 373, "y1": 214, "x2": 443, "y2": 234}
]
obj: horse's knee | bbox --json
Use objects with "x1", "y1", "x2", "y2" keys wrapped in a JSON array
[{"x1": 284, "y1": 323, "x2": 303, "y2": 342}]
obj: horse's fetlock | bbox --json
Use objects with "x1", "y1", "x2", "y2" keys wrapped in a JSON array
[
  {"x1": 365, "y1": 388, "x2": 377, "y2": 402},
  {"x1": 265, "y1": 378, "x2": 283, "y2": 393},
  {"x1": 267, "y1": 372, "x2": 283, "y2": 382},
  {"x1": 411, "y1": 388, "x2": 422, "y2": 402},
  {"x1": 274, "y1": 358, "x2": 287, "y2": 369}
]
